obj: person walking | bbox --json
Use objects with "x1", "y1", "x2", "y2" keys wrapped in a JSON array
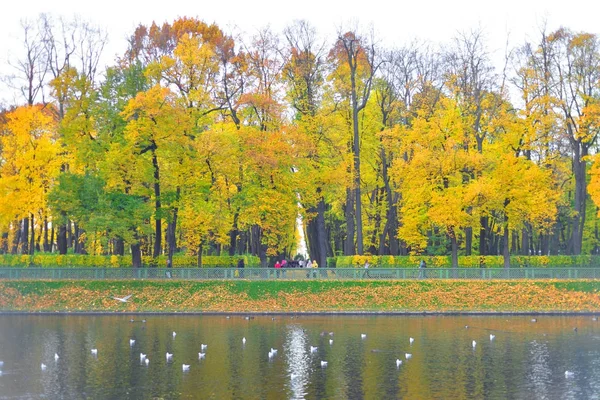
[
  {"x1": 306, "y1": 259, "x2": 312, "y2": 278},
  {"x1": 363, "y1": 261, "x2": 370, "y2": 278},
  {"x1": 312, "y1": 259, "x2": 318, "y2": 278},
  {"x1": 237, "y1": 258, "x2": 245, "y2": 278},
  {"x1": 275, "y1": 260, "x2": 281, "y2": 278},
  {"x1": 418, "y1": 259, "x2": 427, "y2": 279}
]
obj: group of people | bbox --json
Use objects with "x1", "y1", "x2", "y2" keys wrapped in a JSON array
[{"x1": 274, "y1": 259, "x2": 318, "y2": 269}]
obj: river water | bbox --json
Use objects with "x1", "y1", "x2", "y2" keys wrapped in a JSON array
[{"x1": 0, "y1": 314, "x2": 599, "y2": 399}]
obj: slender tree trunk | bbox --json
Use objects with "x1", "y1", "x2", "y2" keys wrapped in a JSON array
[
  {"x1": 50, "y1": 224, "x2": 55, "y2": 253},
  {"x1": 29, "y1": 214, "x2": 35, "y2": 255},
  {"x1": 503, "y1": 225, "x2": 510, "y2": 269},
  {"x1": 113, "y1": 238, "x2": 125, "y2": 256},
  {"x1": 43, "y1": 217, "x2": 49, "y2": 252},
  {"x1": 352, "y1": 108, "x2": 364, "y2": 255},
  {"x1": 521, "y1": 226, "x2": 530, "y2": 255},
  {"x1": 449, "y1": 227, "x2": 459, "y2": 269},
  {"x1": 131, "y1": 243, "x2": 142, "y2": 268},
  {"x1": 344, "y1": 188, "x2": 355, "y2": 255},
  {"x1": 197, "y1": 242, "x2": 203, "y2": 267},
  {"x1": 316, "y1": 197, "x2": 328, "y2": 269},
  {"x1": 465, "y1": 227, "x2": 472, "y2": 256},
  {"x1": 11, "y1": 220, "x2": 20, "y2": 254},
  {"x1": 229, "y1": 213, "x2": 239, "y2": 256},
  {"x1": 570, "y1": 142, "x2": 587, "y2": 255},
  {"x1": 1, "y1": 232, "x2": 7, "y2": 254},
  {"x1": 479, "y1": 216, "x2": 488, "y2": 256},
  {"x1": 21, "y1": 217, "x2": 29, "y2": 254},
  {"x1": 152, "y1": 150, "x2": 162, "y2": 258},
  {"x1": 167, "y1": 204, "x2": 179, "y2": 267}
]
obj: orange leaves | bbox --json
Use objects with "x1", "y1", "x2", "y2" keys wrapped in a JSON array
[{"x1": 2, "y1": 280, "x2": 600, "y2": 313}]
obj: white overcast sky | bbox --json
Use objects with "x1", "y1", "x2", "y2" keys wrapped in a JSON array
[{"x1": 1, "y1": 0, "x2": 599, "y2": 105}]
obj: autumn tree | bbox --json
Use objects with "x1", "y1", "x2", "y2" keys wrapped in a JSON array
[{"x1": 329, "y1": 27, "x2": 380, "y2": 255}]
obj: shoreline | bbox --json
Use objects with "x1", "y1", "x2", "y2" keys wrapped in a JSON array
[
  {"x1": 1, "y1": 310, "x2": 600, "y2": 316},
  {"x1": 2, "y1": 279, "x2": 600, "y2": 314}
]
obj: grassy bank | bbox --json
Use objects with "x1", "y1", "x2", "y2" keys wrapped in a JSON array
[{"x1": 1, "y1": 280, "x2": 600, "y2": 313}]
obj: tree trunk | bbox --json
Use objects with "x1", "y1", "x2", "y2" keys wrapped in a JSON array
[
  {"x1": 152, "y1": 150, "x2": 162, "y2": 258},
  {"x1": 21, "y1": 217, "x2": 29, "y2": 254},
  {"x1": 352, "y1": 109, "x2": 364, "y2": 255},
  {"x1": 503, "y1": 225, "x2": 510, "y2": 269},
  {"x1": 197, "y1": 242, "x2": 203, "y2": 267},
  {"x1": 229, "y1": 213, "x2": 239, "y2": 256},
  {"x1": 449, "y1": 227, "x2": 459, "y2": 269},
  {"x1": 1, "y1": 232, "x2": 7, "y2": 254},
  {"x1": 11, "y1": 220, "x2": 20, "y2": 254},
  {"x1": 113, "y1": 238, "x2": 125, "y2": 256},
  {"x1": 167, "y1": 206, "x2": 178, "y2": 268},
  {"x1": 43, "y1": 217, "x2": 49, "y2": 252},
  {"x1": 50, "y1": 224, "x2": 55, "y2": 253},
  {"x1": 479, "y1": 216, "x2": 488, "y2": 256},
  {"x1": 29, "y1": 214, "x2": 35, "y2": 255},
  {"x1": 521, "y1": 226, "x2": 530, "y2": 255},
  {"x1": 570, "y1": 142, "x2": 587, "y2": 255},
  {"x1": 316, "y1": 197, "x2": 328, "y2": 269},
  {"x1": 57, "y1": 222, "x2": 67, "y2": 254},
  {"x1": 344, "y1": 188, "x2": 355, "y2": 255},
  {"x1": 131, "y1": 243, "x2": 142, "y2": 268},
  {"x1": 465, "y1": 227, "x2": 472, "y2": 256}
]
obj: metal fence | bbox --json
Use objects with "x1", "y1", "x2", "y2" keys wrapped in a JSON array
[{"x1": 1, "y1": 267, "x2": 600, "y2": 280}]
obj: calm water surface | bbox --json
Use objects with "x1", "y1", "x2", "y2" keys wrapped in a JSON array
[{"x1": 0, "y1": 314, "x2": 599, "y2": 399}]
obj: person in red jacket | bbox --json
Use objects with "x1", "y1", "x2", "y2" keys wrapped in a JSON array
[{"x1": 274, "y1": 260, "x2": 281, "y2": 278}]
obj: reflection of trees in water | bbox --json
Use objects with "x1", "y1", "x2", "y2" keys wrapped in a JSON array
[
  {"x1": 284, "y1": 325, "x2": 309, "y2": 399},
  {"x1": 527, "y1": 340, "x2": 552, "y2": 399},
  {"x1": 2, "y1": 315, "x2": 600, "y2": 398}
]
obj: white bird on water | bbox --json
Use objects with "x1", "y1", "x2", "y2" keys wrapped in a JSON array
[
  {"x1": 111, "y1": 294, "x2": 132, "y2": 303},
  {"x1": 472, "y1": 340, "x2": 477, "y2": 348},
  {"x1": 361, "y1": 334, "x2": 367, "y2": 339},
  {"x1": 144, "y1": 358, "x2": 149, "y2": 366},
  {"x1": 182, "y1": 364, "x2": 190, "y2": 371},
  {"x1": 321, "y1": 361, "x2": 328, "y2": 367},
  {"x1": 490, "y1": 334, "x2": 496, "y2": 341},
  {"x1": 242, "y1": 337, "x2": 246, "y2": 345},
  {"x1": 91, "y1": 349, "x2": 98, "y2": 355},
  {"x1": 166, "y1": 352, "x2": 173, "y2": 361},
  {"x1": 310, "y1": 346, "x2": 318, "y2": 353},
  {"x1": 405, "y1": 353, "x2": 412, "y2": 359},
  {"x1": 41, "y1": 363, "x2": 47, "y2": 370},
  {"x1": 130, "y1": 339, "x2": 135, "y2": 346},
  {"x1": 172, "y1": 332, "x2": 177, "y2": 338},
  {"x1": 270, "y1": 348, "x2": 277, "y2": 355},
  {"x1": 268, "y1": 350, "x2": 275, "y2": 359},
  {"x1": 201, "y1": 344, "x2": 207, "y2": 351},
  {"x1": 409, "y1": 337, "x2": 414, "y2": 344},
  {"x1": 198, "y1": 352, "x2": 206, "y2": 359},
  {"x1": 565, "y1": 371, "x2": 575, "y2": 378},
  {"x1": 329, "y1": 339, "x2": 333, "y2": 345},
  {"x1": 396, "y1": 359, "x2": 403, "y2": 367},
  {"x1": 140, "y1": 353, "x2": 146, "y2": 362},
  {"x1": 54, "y1": 353, "x2": 59, "y2": 362}
]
